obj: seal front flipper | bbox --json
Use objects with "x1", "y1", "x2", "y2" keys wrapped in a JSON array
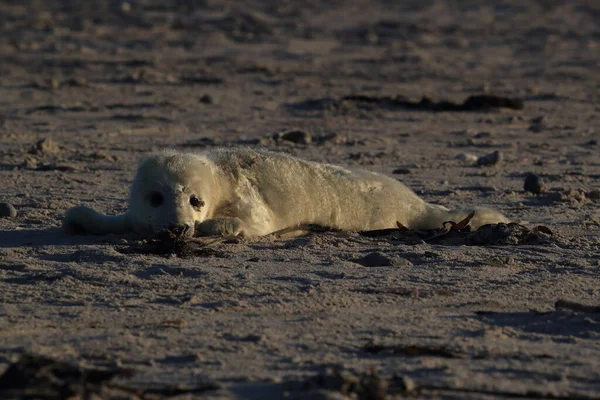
[
  {"x1": 196, "y1": 217, "x2": 246, "y2": 237},
  {"x1": 63, "y1": 205, "x2": 132, "y2": 235}
]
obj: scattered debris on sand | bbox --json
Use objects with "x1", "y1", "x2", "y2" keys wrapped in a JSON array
[
  {"x1": 359, "y1": 222, "x2": 554, "y2": 246},
  {"x1": 116, "y1": 231, "x2": 228, "y2": 258},
  {"x1": 524, "y1": 188, "x2": 596, "y2": 206},
  {"x1": 289, "y1": 94, "x2": 524, "y2": 114}
]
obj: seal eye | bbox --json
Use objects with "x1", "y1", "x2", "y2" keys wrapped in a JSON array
[
  {"x1": 148, "y1": 192, "x2": 163, "y2": 208},
  {"x1": 190, "y1": 195, "x2": 204, "y2": 209}
]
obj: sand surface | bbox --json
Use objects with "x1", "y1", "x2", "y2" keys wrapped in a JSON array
[{"x1": 1, "y1": 1, "x2": 599, "y2": 398}]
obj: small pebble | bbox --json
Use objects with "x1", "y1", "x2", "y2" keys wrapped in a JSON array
[
  {"x1": 285, "y1": 237, "x2": 314, "y2": 248},
  {"x1": 531, "y1": 115, "x2": 545, "y2": 124},
  {"x1": 524, "y1": 173, "x2": 546, "y2": 194},
  {"x1": 0, "y1": 202, "x2": 17, "y2": 218},
  {"x1": 529, "y1": 115, "x2": 546, "y2": 132},
  {"x1": 392, "y1": 168, "x2": 411, "y2": 174},
  {"x1": 21, "y1": 157, "x2": 38, "y2": 169},
  {"x1": 474, "y1": 131, "x2": 492, "y2": 138},
  {"x1": 477, "y1": 150, "x2": 502, "y2": 167},
  {"x1": 455, "y1": 153, "x2": 478, "y2": 163},
  {"x1": 529, "y1": 124, "x2": 545, "y2": 133},
  {"x1": 240, "y1": 334, "x2": 264, "y2": 342},
  {"x1": 587, "y1": 189, "x2": 600, "y2": 201},
  {"x1": 199, "y1": 94, "x2": 213, "y2": 104},
  {"x1": 275, "y1": 129, "x2": 312, "y2": 145},
  {"x1": 29, "y1": 137, "x2": 60, "y2": 155},
  {"x1": 352, "y1": 252, "x2": 412, "y2": 267},
  {"x1": 397, "y1": 376, "x2": 416, "y2": 393}
]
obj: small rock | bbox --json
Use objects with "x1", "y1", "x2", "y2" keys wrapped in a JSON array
[
  {"x1": 531, "y1": 115, "x2": 545, "y2": 124},
  {"x1": 529, "y1": 116, "x2": 546, "y2": 133},
  {"x1": 474, "y1": 131, "x2": 491, "y2": 138},
  {"x1": 285, "y1": 237, "x2": 314, "y2": 248},
  {"x1": 274, "y1": 129, "x2": 312, "y2": 145},
  {"x1": 562, "y1": 188, "x2": 587, "y2": 204},
  {"x1": 318, "y1": 133, "x2": 348, "y2": 145},
  {"x1": 0, "y1": 202, "x2": 17, "y2": 218},
  {"x1": 199, "y1": 94, "x2": 213, "y2": 104},
  {"x1": 524, "y1": 173, "x2": 546, "y2": 194},
  {"x1": 240, "y1": 334, "x2": 264, "y2": 342},
  {"x1": 29, "y1": 138, "x2": 60, "y2": 155},
  {"x1": 34, "y1": 77, "x2": 60, "y2": 90},
  {"x1": 396, "y1": 376, "x2": 416, "y2": 393},
  {"x1": 529, "y1": 124, "x2": 545, "y2": 133},
  {"x1": 476, "y1": 150, "x2": 502, "y2": 167},
  {"x1": 65, "y1": 77, "x2": 89, "y2": 87},
  {"x1": 587, "y1": 189, "x2": 600, "y2": 201},
  {"x1": 392, "y1": 168, "x2": 411, "y2": 174},
  {"x1": 455, "y1": 153, "x2": 478, "y2": 163},
  {"x1": 360, "y1": 372, "x2": 389, "y2": 399},
  {"x1": 352, "y1": 252, "x2": 412, "y2": 267},
  {"x1": 21, "y1": 157, "x2": 38, "y2": 169}
]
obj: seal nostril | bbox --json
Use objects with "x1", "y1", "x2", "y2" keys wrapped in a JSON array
[{"x1": 169, "y1": 224, "x2": 192, "y2": 237}]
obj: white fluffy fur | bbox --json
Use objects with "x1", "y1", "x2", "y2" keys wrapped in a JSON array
[{"x1": 63, "y1": 147, "x2": 509, "y2": 237}]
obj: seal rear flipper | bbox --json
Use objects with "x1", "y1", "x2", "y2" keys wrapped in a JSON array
[{"x1": 412, "y1": 204, "x2": 509, "y2": 231}]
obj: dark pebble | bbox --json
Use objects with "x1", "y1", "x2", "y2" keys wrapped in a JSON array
[
  {"x1": 531, "y1": 115, "x2": 545, "y2": 124},
  {"x1": 275, "y1": 129, "x2": 312, "y2": 145},
  {"x1": 199, "y1": 94, "x2": 213, "y2": 104},
  {"x1": 476, "y1": 151, "x2": 502, "y2": 167},
  {"x1": 352, "y1": 252, "x2": 412, "y2": 267},
  {"x1": 587, "y1": 189, "x2": 600, "y2": 201},
  {"x1": 524, "y1": 173, "x2": 546, "y2": 194},
  {"x1": 0, "y1": 202, "x2": 17, "y2": 218}
]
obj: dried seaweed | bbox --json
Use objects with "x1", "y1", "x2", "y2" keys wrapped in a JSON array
[{"x1": 116, "y1": 232, "x2": 227, "y2": 258}]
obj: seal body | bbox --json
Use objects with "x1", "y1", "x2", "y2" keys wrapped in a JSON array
[{"x1": 63, "y1": 148, "x2": 509, "y2": 237}]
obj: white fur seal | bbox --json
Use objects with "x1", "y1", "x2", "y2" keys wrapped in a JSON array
[{"x1": 63, "y1": 147, "x2": 509, "y2": 237}]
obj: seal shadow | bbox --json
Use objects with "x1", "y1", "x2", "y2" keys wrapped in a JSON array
[{"x1": 0, "y1": 227, "x2": 128, "y2": 248}]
